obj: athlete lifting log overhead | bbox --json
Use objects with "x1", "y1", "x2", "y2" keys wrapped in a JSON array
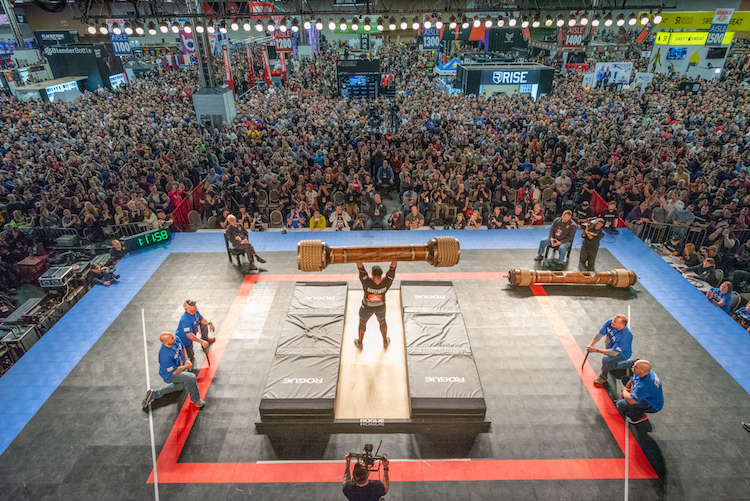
[{"x1": 357, "y1": 262, "x2": 397, "y2": 350}]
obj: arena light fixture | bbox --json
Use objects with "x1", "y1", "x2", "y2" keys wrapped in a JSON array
[
  {"x1": 339, "y1": 18, "x2": 347, "y2": 30},
  {"x1": 591, "y1": 13, "x2": 600, "y2": 26},
  {"x1": 473, "y1": 16, "x2": 480, "y2": 28},
  {"x1": 604, "y1": 13, "x2": 613, "y2": 27},
  {"x1": 159, "y1": 20, "x2": 169, "y2": 33},
  {"x1": 230, "y1": 19, "x2": 239, "y2": 31},
  {"x1": 243, "y1": 19, "x2": 251, "y2": 31},
  {"x1": 328, "y1": 18, "x2": 336, "y2": 30},
  {"x1": 569, "y1": 13, "x2": 577, "y2": 26},
  {"x1": 87, "y1": 21, "x2": 96, "y2": 34},
  {"x1": 182, "y1": 21, "x2": 192, "y2": 34},
  {"x1": 435, "y1": 16, "x2": 443, "y2": 29},
  {"x1": 124, "y1": 22, "x2": 134, "y2": 35},
  {"x1": 111, "y1": 22, "x2": 121, "y2": 35},
  {"x1": 207, "y1": 20, "x2": 216, "y2": 33},
  {"x1": 449, "y1": 15, "x2": 456, "y2": 29},
  {"x1": 628, "y1": 13, "x2": 637, "y2": 26},
  {"x1": 363, "y1": 17, "x2": 371, "y2": 31},
  {"x1": 640, "y1": 12, "x2": 650, "y2": 25},
  {"x1": 171, "y1": 21, "x2": 180, "y2": 33},
  {"x1": 544, "y1": 14, "x2": 553, "y2": 27},
  {"x1": 412, "y1": 17, "x2": 420, "y2": 30},
  {"x1": 653, "y1": 11, "x2": 662, "y2": 24},
  {"x1": 580, "y1": 13, "x2": 589, "y2": 25},
  {"x1": 521, "y1": 15, "x2": 529, "y2": 28},
  {"x1": 616, "y1": 13, "x2": 625, "y2": 27},
  {"x1": 280, "y1": 18, "x2": 288, "y2": 32},
  {"x1": 376, "y1": 17, "x2": 384, "y2": 31},
  {"x1": 399, "y1": 17, "x2": 407, "y2": 30},
  {"x1": 291, "y1": 18, "x2": 299, "y2": 32},
  {"x1": 389, "y1": 17, "x2": 396, "y2": 31},
  {"x1": 532, "y1": 13, "x2": 541, "y2": 28},
  {"x1": 484, "y1": 15, "x2": 492, "y2": 28},
  {"x1": 351, "y1": 17, "x2": 359, "y2": 31},
  {"x1": 148, "y1": 22, "x2": 157, "y2": 35},
  {"x1": 219, "y1": 20, "x2": 228, "y2": 33},
  {"x1": 497, "y1": 16, "x2": 505, "y2": 27},
  {"x1": 316, "y1": 18, "x2": 323, "y2": 30},
  {"x1": 99, "y1": 23, "x2": 108, "y2": 34},
  {"x1": 461, "y1": 16, "x2": 469, "y2": 29},
  {"x1": 508, "y1": 14, "x2": 516, "y2": 27},
  {"x1": 303, "y1": 19, "x2": 311, "y2": 30},
  {"x1": 424, "y1": 17, "x2": 432, "y2": 29},
  {"x1": 556, "y1": 14, "x2": 564, "y2": 27},
  {"x1": 135, "y1": 22, "x2": 144, "y2": 35},
  {"x1": 267, "y1": 21, "x2": 275, "y2": 32}
]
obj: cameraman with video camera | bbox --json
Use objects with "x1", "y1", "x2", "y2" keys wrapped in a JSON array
[{"x1": 343, "y1": 453, "x2": 389, "y2": 500}]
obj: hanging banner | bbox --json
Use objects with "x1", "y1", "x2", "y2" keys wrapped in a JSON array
[
  {"x1": 246, "y1": 45, "x2": 256, "y2": 88},
  {"x1": 636, "y1": 27, "x2": 649, "y2": 43},
  {"x1": 279, "y1": 52, "x2": 287, "y2": 83},
  {"x1": 638, "y1": 11, "x2": 750, "y2": 30},
  {"x1": 564, "y1": 25, "x2": 585, "y2": 47},
  {"x1": 275, "y1": 30, "x2": 293, "y2": 52},
  {"x1": 307, "y1": 26, "x2": 320, "y2": 56},
  {"x1": 707, "y1": 9, "x2": 734, "y2": 46},
  {"x1": 109, "y1": 33, "x2": 132, "y2": 55},
  {"x1": 261, "y1": 45, "x2": 273, "y2": 86},
  {"x1": 249, "y1": 1, "x2": 274, "y2": 18},
  {"x1": 179, "y1": 30, "x2": 196, "y2": 55},
  {"x1": 222, "y1": 43, "x2": 235, "y2": 96},
  {"x1": 422, "y1": 27, "x2": 440, "y2": 50}
]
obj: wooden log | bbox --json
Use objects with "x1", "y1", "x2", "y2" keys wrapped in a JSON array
[
  {"x1": 297, "y1": 236, "x2": 460, "y2": 272},
  {"x1": 508, "y1": 268, "x2": 636, "y2": 288}
]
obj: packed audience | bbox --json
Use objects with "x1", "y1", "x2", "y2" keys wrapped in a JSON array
[{"x1": 1, "y1": 36, "x2": 750, "y2": 297}]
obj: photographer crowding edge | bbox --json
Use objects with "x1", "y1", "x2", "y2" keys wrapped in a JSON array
[
  {"x1": 92, "y1": 239, "x2": 127, "y2": 286},
  {"x1": 343, "y1": 454, "x2": 390, "y2": 501}
]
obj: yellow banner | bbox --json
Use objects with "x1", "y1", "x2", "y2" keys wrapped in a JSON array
[
  {"x1": 640, "y1": 11, "x2": 750, "y2": 30},
  {"x1": 654, "y1": 31, "x2": 734, "y2": 45}
]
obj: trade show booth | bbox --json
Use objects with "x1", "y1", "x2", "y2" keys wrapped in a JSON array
[
  {"x1": 652, "y1": 30, "x2": 734, "y2": 80},
  {"x1": 455, "y1": 63, "x2": 554, "y2": 99},
  {"x1": 43, "y1": 43, "x2": 124, "y2": 92}
]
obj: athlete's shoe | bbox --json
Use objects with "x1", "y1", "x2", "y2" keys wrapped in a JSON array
[
  {"x1": 742, "y1": 422, "x2": 750, "y2": 433},
  {"x1": 354, "y1": 339, "x2": 363, "y2": 349},
  {"x1": 593, "y1": 376, "x2": 607, "y2": 387},
  {"x1": 142, "y1": 389, "x2": 154, "y2": 409},
  {"x1": 383, "y1": 337, "x2": 390, "y2": 348},
  {"x1": 193, "y1": 399, "x2": 205, "y2": 409},
  {"x1": 255, "y1": 255, "x2": 267, "y2": 264},
  {"x1": 626, "y1": 414, "x2": 648, "y2": 425},
  {"x1": 534, "y1": 254, "x2": 544, "y2": 261}
]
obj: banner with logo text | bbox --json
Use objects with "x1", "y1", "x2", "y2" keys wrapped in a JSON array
[
  {"x1": 275, "y1": 30, "x2": 293, "y2": 53},
  {"x1": 279, "y1": 53, "x2": 287, "y2": 83},
  {"x1": 246, "y1": 46, "x2": 256, "y2": 88},
  {"x1": 222, "y1": 43, "x2": 235, "y2": 96},
  {"x1": 261, "y1": 46, "x2": 273, "y2": 86},
  {"x1": 707, "y1": 9, "x2": 733, "y2": 46}
]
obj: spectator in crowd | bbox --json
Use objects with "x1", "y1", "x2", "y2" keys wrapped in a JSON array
[
  {"x1": 686, "y1": 257, "x2": 720, "y2": 287},
  {"x1": 388, "y1": 209, "x2": 405, "y2": 230},
  {"x1": 707, "y1": 281, "x2": 734, "y2": 314},
  {"x1": 362, "y1": 186, "x2": 387, "y2": 230},
  {"x1": 330, "y1": 205, "x2": 351, "y2": 230},
  {"x1": 405, "y1": 205, "x2": 424, "y2": 230},
  {"x1": 309, "y1": 209, "x2": 327, "y2": 229}
]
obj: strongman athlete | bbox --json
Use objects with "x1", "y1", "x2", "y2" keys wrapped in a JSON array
[{"x1": 356, "y1": 261, "x2": 397, "y2": 349}]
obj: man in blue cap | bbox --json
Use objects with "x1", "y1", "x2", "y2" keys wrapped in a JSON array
[
  {"x1": 142, "y1": 332, "x2": 204, "y2": 409},
  {"x1": 176, "y1": 299, "x2": 216, "y2": 364}
]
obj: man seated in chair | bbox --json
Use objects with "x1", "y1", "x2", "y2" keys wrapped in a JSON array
[
  {"x1": 534, "y1": 209, "x2": 577, "y2": 268},
  {"x1": 225, "y1": 214, "x2": 266, "y2": 270}
]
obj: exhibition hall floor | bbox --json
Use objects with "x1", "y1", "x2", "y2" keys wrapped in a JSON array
[{"x1": 1, "y1": 229, "x2": 749, "y2": 501}]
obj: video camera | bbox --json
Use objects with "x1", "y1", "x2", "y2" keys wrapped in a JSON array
[{"x1": 349, "y1": 441, "x2": 386, "y2": 472}]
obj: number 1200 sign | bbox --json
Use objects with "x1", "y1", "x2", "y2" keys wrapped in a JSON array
[{"x1": 138, "y1": 230, "x2": 169, "y2": 248}]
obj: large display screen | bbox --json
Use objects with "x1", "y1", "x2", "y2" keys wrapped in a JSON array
[
  {"x1": 706, "y1": 47, "x2": 728, "y2": 60},
  {"x1": 667, "y1": 47, "x2": 687, "y2": 60},
  {"x1": 349, "y1": 75, "x2": 367, "y2": 85}
]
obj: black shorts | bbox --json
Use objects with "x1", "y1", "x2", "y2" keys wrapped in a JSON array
[{"x1": 359, "y1": 303, "x2": 386, "y2": 323}]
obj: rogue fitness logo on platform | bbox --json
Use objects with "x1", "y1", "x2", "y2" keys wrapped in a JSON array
[
  {"x1": 425, "y1": 376, "x2": 465, "y2": 383},
  {"x1": 413, "y1": 295, "x2": 445, "y2": 299},
  {"x1": 304, "y1": 296, "x2": 335, "y2": 301},
  {"x1": 492, "y1": 71, "x2": 528, "y2": 84},
  {"x1": 282, "y1": 378, "x2": 323, "y2": 383}
]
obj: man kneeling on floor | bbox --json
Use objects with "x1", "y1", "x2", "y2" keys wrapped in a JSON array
[
  {"x1": 142, "y1": 332, "x2": 205, "y2": 409},
  {"x1": 587, "y1": 315, "x2": 634, "y2": 387},
  {"x1": 617, "y1": 359, "x2": 663, "y2": 424}
]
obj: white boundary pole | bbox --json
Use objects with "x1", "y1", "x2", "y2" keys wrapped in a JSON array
[
  {"x1": 142, "y1": 309, "x2": 160, "y2": 501},
  {"x1": 624, "y1": 304, "x2": 631, "y2": 501}
]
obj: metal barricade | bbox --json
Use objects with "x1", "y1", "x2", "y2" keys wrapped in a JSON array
[{"x1": 628, "y1": 221, "x2": 707, "y2": 248}]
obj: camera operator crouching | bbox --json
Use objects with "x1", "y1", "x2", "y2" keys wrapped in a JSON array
[
  {"x1": 343, "y1": 453, "x2": 390, "y2": 501},
  {"x1": 92, "y1": 239, "x2": 127, "y2": 286}
]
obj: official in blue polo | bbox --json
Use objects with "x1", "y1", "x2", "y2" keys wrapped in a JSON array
[
  {"x1": 142, "y1": 332, "x2": 204, "y2": 409},
  {"x1": 587, "y1": 315, "x2": 634, "y2": 387},
  {"x1": 176, "y1": 299, "x2": 216, "y2": 363},
  {"x1": 617, "y1": 359, "x2": 663, "y2": 424}
]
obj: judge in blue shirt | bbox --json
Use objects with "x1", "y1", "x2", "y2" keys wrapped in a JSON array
[
  {"x1": 617, "y1": 359, "x2": 663, "y2": 424},
  {"x1": 707, "y1": 281, "x2": 733, "y2": 314},
  {"x1": 587, "y1": 315, "x2": 634, "y2": 387},
  {"x1": 176, "y1": 299, "x2": 216, "y2": 363},
  {"x1": 142, "y1": 332, "x2": 204, "y2": 409}
]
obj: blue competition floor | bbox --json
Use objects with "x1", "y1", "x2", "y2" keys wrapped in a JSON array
[{"x1": 1, "y1": 228, "x2": 748, "y2": 456}]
